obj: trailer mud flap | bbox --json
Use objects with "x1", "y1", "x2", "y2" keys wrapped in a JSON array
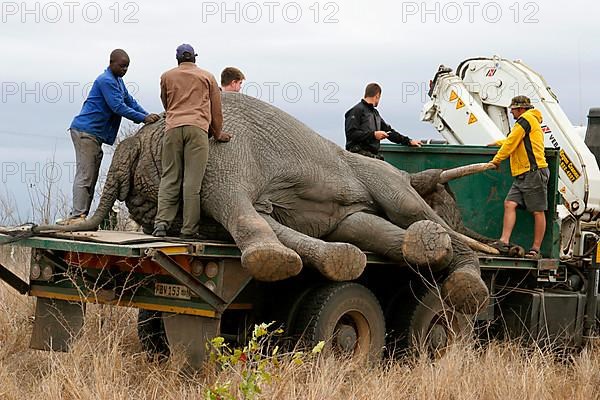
[
  {"x1": 30, "y1": 298, "x2": 85, "y2": 351},
  {"x1": 162, "y1": 312, "x2": 220, "y2": 369}
]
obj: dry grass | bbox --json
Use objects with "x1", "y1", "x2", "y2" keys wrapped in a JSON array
[{"x1": 1, "y1": 246, "x2": 600, "y2": 400}]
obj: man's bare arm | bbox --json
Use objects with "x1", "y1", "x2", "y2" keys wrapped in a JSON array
[{"x1": 209, "y1": 76, "x2": 230, "y2": 142}]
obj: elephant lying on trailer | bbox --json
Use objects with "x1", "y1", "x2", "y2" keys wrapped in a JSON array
[{"x1": 36, "y1": 92, "x2": 491, "y2": 314}]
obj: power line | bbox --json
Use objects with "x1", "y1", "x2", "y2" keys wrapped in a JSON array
[{"x1": 0, "y1": 129, "x2": 69, "y2": 141}]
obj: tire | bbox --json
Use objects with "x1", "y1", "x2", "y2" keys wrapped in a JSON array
[
  {"x1": 294, "y1": 282, "x2": 385, "y2": 362},
  {"x1": 137, "y1": 309, "x2": 170, "y2": 360},
  {"x1": 387, "y1": 285, "x2": 472, "y2": 357}
]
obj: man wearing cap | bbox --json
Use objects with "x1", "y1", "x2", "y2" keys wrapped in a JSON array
[
  {"x1": 61, "y1": 49, "x2": 160, "y2": 225},
  {"x1": 221, "y1": 67, "x2": 245, "y2": 92},
  {"x1": 489, "y1": 95, "x2": 549, "y2": 259},
  {"x1": 345, "y1": 82, "x2": 421, "y2": 160},
  {"x1": 153, "y1": 44, "x2": 231, "y2": 239}
]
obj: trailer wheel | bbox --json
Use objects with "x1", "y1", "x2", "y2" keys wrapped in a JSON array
[
  {"x1": 388, "y1": 285, "x2": 471, "y2": 357},
  {"x1": 294, "y1": 282, "x2": 385, "y2": 362},
  {"x1": 137, "y1": 309, "x2": 170, "y2": 360}
]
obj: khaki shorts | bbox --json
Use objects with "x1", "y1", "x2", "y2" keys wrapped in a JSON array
[{"x1": 506, "y1": 168, "x2": 550, "y2": 212}]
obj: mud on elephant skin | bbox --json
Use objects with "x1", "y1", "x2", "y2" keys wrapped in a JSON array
[{"x1": 35, "y1": 92, "x2": 490, "y2": 314}]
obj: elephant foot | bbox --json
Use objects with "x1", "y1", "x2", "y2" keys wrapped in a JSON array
[
  {"x1": 401, "y1": 220, "x2": 453, "y2": 271},
  {"x1": 441, "y1": 267, "x2": 489, "y2": 315},
  {"x1": 313, "y1": 242, "x2": 366, "y2": 281},
  {"x1": 508, "y1": 245, "x2": 525, "y2": 258},
  {"x1": 241, "y1": 243, "x2": 302, "y2": 282}
]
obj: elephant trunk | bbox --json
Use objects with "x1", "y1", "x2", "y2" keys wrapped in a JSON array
[
  {"x1": 439, "y1": 162, "x2": 496, "y2": 183},
  {"x1": 32, "y1": 175, "x2": 119, "y2": 234}
]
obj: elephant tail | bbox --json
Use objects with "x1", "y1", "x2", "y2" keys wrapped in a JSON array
[{"x1": 32, "y1": 137, "x2": 138, "y2": 234}]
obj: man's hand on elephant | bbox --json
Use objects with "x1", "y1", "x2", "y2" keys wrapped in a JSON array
[
  {"x1": 215, "y1": 131, "x2": 232, "y2": 142},
  {"x1": 409, "y1": 139, "x2": 422, "y2": 147},
  {"x1": 374, "y1": 130, "x2": 389, "y2": 140},
  {"x1": 488, "y1": 160, "x2": 500, "y2": 169},
  {"x1": 144, "y1": 113, "x2": 160, "y2": 124}
]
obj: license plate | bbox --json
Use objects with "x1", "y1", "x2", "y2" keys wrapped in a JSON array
[{"x1": 154, "y1": 283, "x2": 191, "y2": 300}]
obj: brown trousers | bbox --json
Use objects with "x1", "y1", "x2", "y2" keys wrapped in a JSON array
[{"x1": 155, "y1": 125, "x2": 209, "y2": 235}]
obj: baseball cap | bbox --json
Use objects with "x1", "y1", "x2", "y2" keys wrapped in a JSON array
[{"x1": 176, "y1": 44, "x2": 197, "y2": 59}]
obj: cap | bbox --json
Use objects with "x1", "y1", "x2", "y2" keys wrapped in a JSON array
[
  {"x1": 176, "y1": 44, "x2": 197, "y2": 59},
  {"x1": 509, "y1": 95, "x2": 534, "y2": 109}
]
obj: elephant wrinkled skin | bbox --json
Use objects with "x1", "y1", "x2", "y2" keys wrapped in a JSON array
[{"x1": 38, "y1": 92, "x2": 489, "y2": 314}]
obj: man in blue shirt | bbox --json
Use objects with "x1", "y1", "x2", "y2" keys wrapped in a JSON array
[{"x1": 62, "y1": 49, "x2": 160, "y2": 224}]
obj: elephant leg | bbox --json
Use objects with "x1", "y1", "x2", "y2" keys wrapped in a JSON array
[
  {"x1": 261, "y1": 215, "x2": 366, "y2": 281},
  {"x1": 350, "y1": 161, "x2": 489, "y2": 314},
  {"x1": 208, "y1": 196, "x2": 302, "y2": 282},
  {"x1": 326, "y1": 212, "x2": 453, "y2": 272}
]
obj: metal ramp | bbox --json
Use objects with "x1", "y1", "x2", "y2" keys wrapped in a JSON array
[{"x1": 0, "y1": 230, "x2": 240, "y2": 258}]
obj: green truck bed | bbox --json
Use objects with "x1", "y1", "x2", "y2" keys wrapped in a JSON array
[{"x1": 381, "y1": 144, "x2": 561, "y2": 258}]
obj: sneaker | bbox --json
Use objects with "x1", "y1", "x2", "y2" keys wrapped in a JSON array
[
  {"x1": 152, "y1": 222, "x2": 168, "y2": 238},
  {"x1": 56, "y1": 214, "x2": 86, "y2": 226}
]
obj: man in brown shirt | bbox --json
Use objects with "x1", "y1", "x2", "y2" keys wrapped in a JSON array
[{"x1": 153, "y1": 44, "x2": 231, "y2": 238}]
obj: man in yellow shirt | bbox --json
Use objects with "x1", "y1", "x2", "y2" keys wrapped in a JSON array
[{"x1": 490, "y1": 96, "x2": 549, "y2": 259}]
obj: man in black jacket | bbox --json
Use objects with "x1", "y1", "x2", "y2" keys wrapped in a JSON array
[{"x1": 345, "y1": 83, "x2": 421, "y2": 159}]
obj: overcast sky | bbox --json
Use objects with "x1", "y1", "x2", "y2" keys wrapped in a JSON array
[{"x1": 1, "y1": 0, "x2": 599, "y2": 219}]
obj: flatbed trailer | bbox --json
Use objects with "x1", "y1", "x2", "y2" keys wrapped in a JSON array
[{"x1": 0, "y1": 145, "x2": 597, "y2": 367}]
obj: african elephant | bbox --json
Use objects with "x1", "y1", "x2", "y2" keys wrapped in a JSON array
[{"x1": 35, "y1": 92, "x2": 490, "y2": 314}]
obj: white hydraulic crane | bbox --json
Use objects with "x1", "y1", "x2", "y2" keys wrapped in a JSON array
[{"x1": 421, "y1": 55, "x2": 600, "y2": 256}]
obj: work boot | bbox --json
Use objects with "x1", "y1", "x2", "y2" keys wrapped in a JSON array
[
  {"x1": 180, "y1": 232, "x2": 209, "y2": 241},
  {"x1": 152, "y1": 222, "x2": 168, "y2": 238},
  {"x1": 56, "y1": 214, "x2": 86, "y2": 226}
]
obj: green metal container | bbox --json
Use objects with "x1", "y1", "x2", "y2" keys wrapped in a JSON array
[{"x1": 381, "y1": 144, "x2": 560, "y2": 258}]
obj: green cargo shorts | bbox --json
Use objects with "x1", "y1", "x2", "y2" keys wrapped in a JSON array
[{"x1": 506, "y1": 168, "x2": 550, "y2": 212}]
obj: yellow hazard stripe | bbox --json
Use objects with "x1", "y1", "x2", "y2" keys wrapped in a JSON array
[
  {"x1": 156, "y1": 246, "x2": 190, "y2": 255},
  {"x1": 30, "y1": 288, "x2": 217, "y2": 318}
]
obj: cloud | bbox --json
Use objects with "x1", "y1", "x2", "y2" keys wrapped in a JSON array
[{"x1": 1, "y1": 0, "x2": 599, "y2": 210}]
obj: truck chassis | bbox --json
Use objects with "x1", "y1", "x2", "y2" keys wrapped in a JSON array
[{"x1": 0, "y1": 145, "x2": 597, "y2": 367}]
